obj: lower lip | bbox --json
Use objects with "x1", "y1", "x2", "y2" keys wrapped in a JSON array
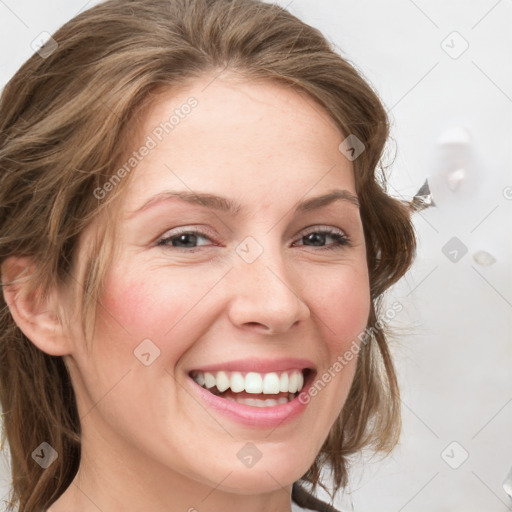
[{"x1": 188, "y1": 371, "x2": 315, "y2": 428}]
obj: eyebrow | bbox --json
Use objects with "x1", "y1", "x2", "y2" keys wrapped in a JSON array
[{"x1": 127, "y1": 188, "x2": 360, "y2": 219}]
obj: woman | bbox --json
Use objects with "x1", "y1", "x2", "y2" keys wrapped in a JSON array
[{"x1": 0, "y1": 1, "x2": 417, "y2": 511}]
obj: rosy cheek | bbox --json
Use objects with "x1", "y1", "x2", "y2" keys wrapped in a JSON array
[
  {"x1": 98, "y1": 276, "x2": 145, "y2": 327},
  {"x1": 317, "y1": 273, "x2": 370, "y2": 348},
  {"x1": 95, "y1": 271, "x2": 160, "y2": 345},
  {"x1": 96, "y1": 269, "x2": 201, "y2": 354}
]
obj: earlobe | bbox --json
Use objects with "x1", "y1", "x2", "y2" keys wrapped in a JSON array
[{"x1": 1, "y1": 255, "x2": 72, "y2": 357}]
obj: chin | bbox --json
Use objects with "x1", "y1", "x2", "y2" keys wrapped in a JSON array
[{"x1": 197, "y1": 456, "x2": 311, "y2": 494}]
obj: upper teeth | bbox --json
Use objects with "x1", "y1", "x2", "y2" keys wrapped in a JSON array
[{"x1": 191, "y1": 370, "x2": 305, "y2": 394}]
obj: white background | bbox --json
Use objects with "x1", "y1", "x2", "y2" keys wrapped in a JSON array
[{"x1": 1, "y1": 1, "x2": 511, "y2": 511}]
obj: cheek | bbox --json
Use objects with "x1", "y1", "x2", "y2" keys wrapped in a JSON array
[
  {"x1": 95, "y1": 267, "x2": 217, "y2": 362},
  {"x1": 300, "y1": 267, "x2": 370, "y2": 441},
  {"x1": 311, "y1": 265, "x2": 371, "y2": 353},
  {"x1": 100, "y1": 269, "x2": 174, "y2": 335}
]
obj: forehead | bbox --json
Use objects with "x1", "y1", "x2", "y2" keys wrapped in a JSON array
[{"x1": 120, "y1": 74, "x2": 356, "y2": 213}]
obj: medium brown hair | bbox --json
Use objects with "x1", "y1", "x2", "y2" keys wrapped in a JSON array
[{"x1": 0, "y1": 1, "x2": 417, "y2": 510}]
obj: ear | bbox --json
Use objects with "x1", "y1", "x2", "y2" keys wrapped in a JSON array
[{"x1": 1, "y1": 255, "x2": 72, "y2": 356}]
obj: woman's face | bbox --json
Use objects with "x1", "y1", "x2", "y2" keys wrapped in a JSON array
[{"x1": 65, "y1": 74, "x2": 371, "y2": 500}]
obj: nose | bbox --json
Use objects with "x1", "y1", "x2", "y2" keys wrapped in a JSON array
[{"x1": 226, "y1": 239, "x2": 311, "y2": 335}]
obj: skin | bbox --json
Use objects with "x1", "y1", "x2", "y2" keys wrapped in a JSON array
[{"x1": 3, "y1": 72, "x2": 371, "y2": 512}]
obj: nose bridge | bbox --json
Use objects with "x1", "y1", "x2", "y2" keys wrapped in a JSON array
[{"x1": 226, "y1": 234, "x2": 309, "y2": 333}]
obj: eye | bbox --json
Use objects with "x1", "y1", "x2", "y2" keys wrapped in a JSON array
[
  {"x1": 156, "y1": 226, "x2": 351, "y2": 252},
  {"x1": 294, "y1": 227, "x2": 352, "y2": 251},
  {"x1": 156, "y1": 229, "x2": 213, "y2": 251}
]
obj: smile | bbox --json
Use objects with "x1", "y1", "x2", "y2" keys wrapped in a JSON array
[
  {"x1": 192, "y1": 367, "x2": 307, "y2": 392},
  {"x1": 188, "y1": 368, "x2": 316, "y2": 428}
]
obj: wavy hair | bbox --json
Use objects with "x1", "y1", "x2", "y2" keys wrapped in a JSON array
[{"x1": 0, "y1": 1, "x2": 417, "y2": 510}]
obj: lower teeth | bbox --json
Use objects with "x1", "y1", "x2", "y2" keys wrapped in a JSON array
[{"x1": 223, "y1": 394, "x2": 295, "y2": 407}]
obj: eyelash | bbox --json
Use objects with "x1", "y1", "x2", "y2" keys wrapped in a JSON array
[{"x1": 156, "y1": 227, "x2": 352, "y2": 252}]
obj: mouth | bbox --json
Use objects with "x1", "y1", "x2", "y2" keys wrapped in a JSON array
[{"x1": 188, "y1": 368, "x2": 315, "y2": 407}]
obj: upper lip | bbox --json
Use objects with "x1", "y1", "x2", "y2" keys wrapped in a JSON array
[{"x1": 189, "y1": 357, "x2": 316, "y2": 374}]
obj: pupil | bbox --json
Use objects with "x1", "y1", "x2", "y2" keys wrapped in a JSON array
[
  {"x1": 174, "y1": 234, "x2": 196, "y2": 247},
  {"x1": 306, "y1": 233, "x2": 324, "y2": 246}
]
